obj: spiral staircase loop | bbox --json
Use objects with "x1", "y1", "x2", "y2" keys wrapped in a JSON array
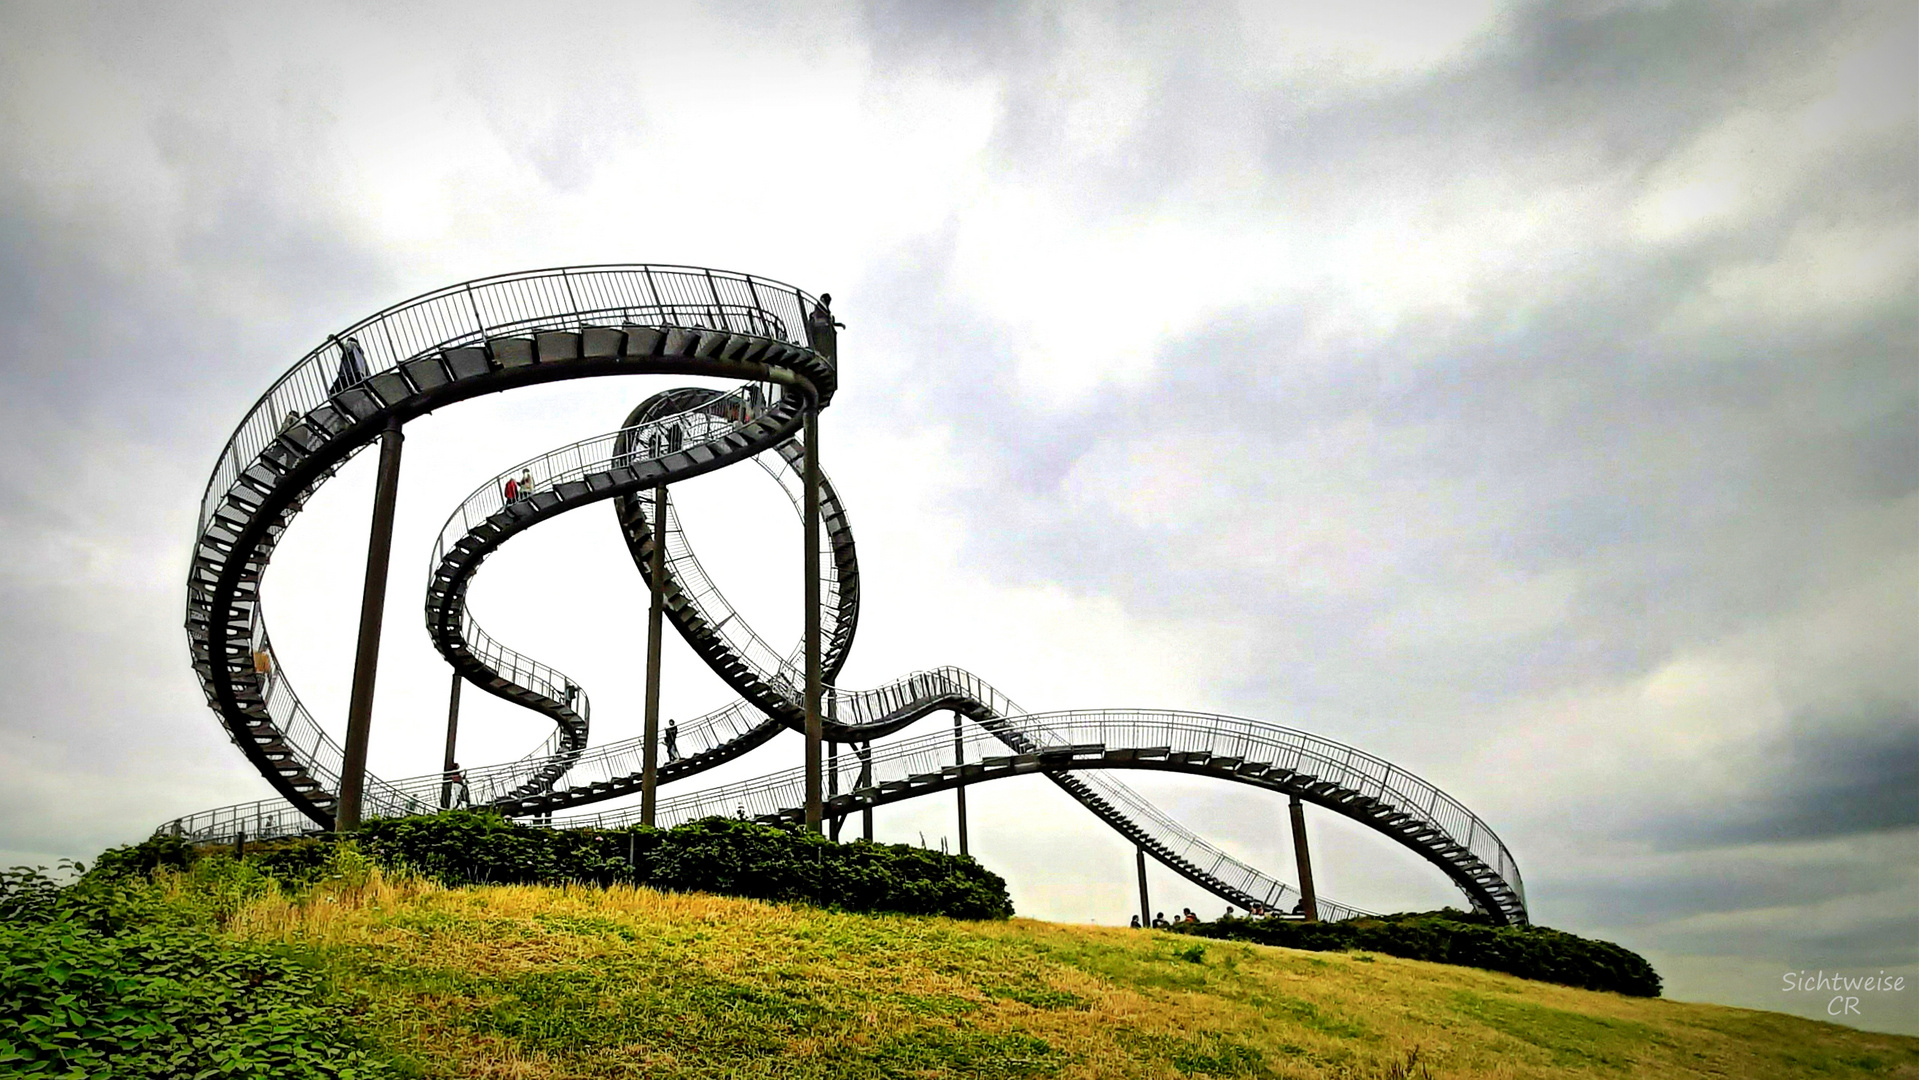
[{"x1": 166, "y1": 263, "x2": 1528, "y2": 927}]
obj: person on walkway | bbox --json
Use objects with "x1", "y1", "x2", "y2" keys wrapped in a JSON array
[
  {"x1": 450, "y1": 768, "x2": 471, "y2": 808},
  {"x1": 504, "y1": 476, "x2": 519, "y2": 502},
  {"x1": 328, "y1": 335, "x2": 370, "y2": 394},
  {"x1": 806, "y1": 293, "x2": 844, "y2": 360},
  {"x1": 1129, "y1": 915, "x2": 1141, "y2": 929},
  {"x1": 518, "y1": 468, "x2": 534, "y2": 500},
  {"x1": 663, "y1": 720, "x2": 680, "y2": 762},
  {"x1": 1151, "y1": 912, "x2": 1169, "y2": 929}
]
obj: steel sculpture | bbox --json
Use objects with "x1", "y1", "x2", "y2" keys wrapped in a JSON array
[{"x1": 168, "y1": 264, "x2": 1529, "y2": 925}]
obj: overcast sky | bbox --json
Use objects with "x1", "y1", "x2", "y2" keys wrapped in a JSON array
[{"x1": 2, "y1": 0, "x2": 1913, "y2": 1034}]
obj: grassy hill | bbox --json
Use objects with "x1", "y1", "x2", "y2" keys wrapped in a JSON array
[{"x1": 225, "y1": 871, "x2": 1917, "y2": 1079}]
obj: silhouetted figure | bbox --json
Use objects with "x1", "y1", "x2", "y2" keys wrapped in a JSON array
[
  {"x1": 1223, "y1": 906, "x2": 1236, "y2": 921},
  {"x1": 450, "y1": 769, "x2": 471, "y2": 808},
  {"x1": 1151, "y1": 912, "x2": 1169, "y2": 929},
  {"x1": 806, "y1": 293, "x2": 843, "y2": 360},
  {"x1": 329, "y1": 335, "x2": 370, "y2": 394},
  {"x1": 664, "y1": 720, "x2": 680, "y2": 762},
  {"x1": 1129, "y1": 915, "x2": 1141, "y2": 929}
]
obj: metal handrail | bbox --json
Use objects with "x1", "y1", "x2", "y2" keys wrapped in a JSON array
[
  {"x1": 196, "y1": 265, "x2": 819, "y2": 535},
  {"x1": 173, "y1": 263, "x2": 1526, "y2": 924},
  {"x1": 183, "y1": 264, "x2": 827, "y2": 835}
]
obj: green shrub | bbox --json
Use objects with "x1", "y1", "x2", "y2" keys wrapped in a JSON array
[
  {"x1": 90, "y1": 834, "x2": 198, "y2": 880},
  {"x1": 1173, "y1": 909, "x2": 1661, "y2": 997},
  {"x1": 0, "y1": 866, "x2": 391, "y2": 1078},
  {"x1": 355, "y1": 811, "x2": 1015, "y2": 919}
]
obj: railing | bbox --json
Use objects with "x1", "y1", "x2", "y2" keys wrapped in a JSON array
[
  {"x1": 198, "y1": 265, "x2": 823, "y2": 537},
  {"x1": 429, "y1": 380, "x2": 784, "y2": 570},
  {"x1": 421, "y1": 381, "x2": 789, "y2": 790},
  {"x1": 159, "y1": 679, "x2": 1519, "y2": 915},
  {"x1": 1004, "y1": 710, "x2": 1524, "y2": 911},
  {"x1": 650, "y1": 456, "x2": 848, "y2": 698},
  {"x1": 554, "y1": 707, "x2": 1514, "y2": 914}
]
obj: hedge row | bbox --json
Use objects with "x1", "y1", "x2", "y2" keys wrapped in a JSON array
[
  {"x1": 115, "y1": 813, "x2": 1014, "y2": 921},
  {"x1": 354, "y1": 812, "x2": 1014, "y2": 920},
  {"x1": 1173, "y1": 909, "x2": 1661, "y2": 997}
]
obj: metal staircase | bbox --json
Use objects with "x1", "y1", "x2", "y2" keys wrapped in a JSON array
[{"x1": 164, "y1": 263, "x2": 1528, "y2": 927}]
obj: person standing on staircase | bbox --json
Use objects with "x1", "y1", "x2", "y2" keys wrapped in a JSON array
[
  {"x1": 664, "y1": 719, "x2": 680, "y2": 762},
  {"x1": 807, "y1": 294, "x2": 843, "y2": 361},
  {"x1": 328, "y1": 335, "x2": 369, "y2": 394},
  {"x1": 449, "y1": 767, "x2": 471, "y2": 809}
]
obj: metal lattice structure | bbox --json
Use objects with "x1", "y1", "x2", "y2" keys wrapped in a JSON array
[{"x1": 166, "y1": 264, "x2": 1528, "y2": 926}]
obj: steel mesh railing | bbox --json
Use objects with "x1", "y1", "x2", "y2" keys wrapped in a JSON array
[
  {"x1": 182, "y1": 265, "x2": 825, "y2": 838},
  {"x1": 198, "y1": 265, "x2": 821, "y2": 537}
]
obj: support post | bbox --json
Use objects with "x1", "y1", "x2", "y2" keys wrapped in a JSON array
[
  {"x1": 1136, "y1": 847, "x2": 1151, "y2": 928},
  {"x1": 336, "y1": 415, "x2": 404, "y2": 833},
  {"x1": 641, "y1": 486, "x2": 666, "y2": 827},
  {"x1": 1289, "y1": 794, "x2": 1318, "y2": 922},
  {"x1": 828, "y1": 739, "x2": 842, "y2": 841},
  {"x1": 953, "y1": 712, "x2": 969, "y2": 857},
  {"x1": 441, "y1": 671, "x2": 462, "y2": 809},
  {"x1": 859, "y1": 741, "x2": 873, "y2": 841},
  {"x1": 802, "y1": 404, "x2": 823, "y2": 832}
]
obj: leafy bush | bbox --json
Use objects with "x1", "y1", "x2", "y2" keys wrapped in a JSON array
[
  {"x1": 91, "y1": 834, "x2": 198, "y2": 879},
  {"x1": 0, "y1": 865, "x2": 390, "y2": 1078},
  {"x1": 1173, "y1": 909, "x2": 1661, "y2": 997},
  {"x1": 356, "y1": 811, "x2": 1015, "y2": 919}
]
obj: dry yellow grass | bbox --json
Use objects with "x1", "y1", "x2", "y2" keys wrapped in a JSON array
[{"x1": 226, "y1": 879, "x2": 1918, "y2": 1079}]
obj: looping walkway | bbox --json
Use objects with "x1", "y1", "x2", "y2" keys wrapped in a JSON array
[{"x1": 165, "y1": 264, "x2": 1528, "y2": 927}]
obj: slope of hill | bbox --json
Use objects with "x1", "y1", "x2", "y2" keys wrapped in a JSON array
[{"x1": 228, "y1": 875, "x2": 1917, "y2": 1079}]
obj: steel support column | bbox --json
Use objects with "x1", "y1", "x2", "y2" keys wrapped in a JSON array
[
  {"x1": 1136, "y1": 847, "x2": 1151, "y2": 928},
  {"x1": 336, "y1": 414, "x2": 403, "y2": 833},
  {"x1": 953, "y1": 712, "x2": 969, "y2": 857},
  {"x1": 859, "y1": 740, "x2": 873, "y2": 841},
  {"x1": 641, "y1": 486, "x2": 666, "y2": 827},
  {"x1": 802, "y1": 405, "x2": 823, "y2": 832},
  {"x1": 1289, "y1": 793, "x2": 1319, "y2": 922},
  {"x1": 828, "y1": 739, "x2": 842, "y2": 841},
  {"x1": 440, "y1": 672, "x2": 461, "y2": 809}
]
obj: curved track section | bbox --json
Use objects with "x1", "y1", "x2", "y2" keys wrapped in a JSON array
[
  {"x1": 166, "y1": 264, "x2": 1528, "y2": 926},
  {"x1": 181, "y1": 265, "x2": 834, "y2": 828}
]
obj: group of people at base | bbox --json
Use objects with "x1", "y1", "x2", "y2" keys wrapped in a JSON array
[{"x1": 1130, "y1": 899, "x2": 1308, "y2": 929}]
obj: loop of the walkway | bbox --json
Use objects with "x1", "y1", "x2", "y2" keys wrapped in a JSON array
[
  {"x1": 169, "y1": 263, "x2": 1528, "y2": 926},
  {"x1": 181, "y1": 265, "x2": 834, "y2": 828}
]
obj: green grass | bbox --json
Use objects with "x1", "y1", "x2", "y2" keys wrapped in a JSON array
[{"x1": 220, "y1": 874, "x2": 1919, "y2": 1079}]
